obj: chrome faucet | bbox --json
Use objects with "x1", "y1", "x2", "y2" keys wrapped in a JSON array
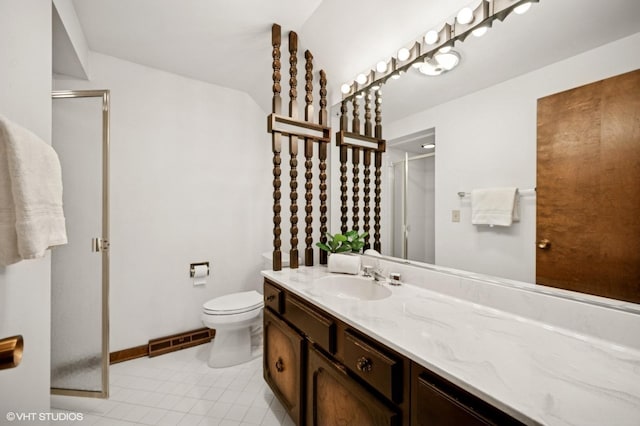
[
  {"x1": 362, "y1": 265, "x2": 386, "y2": 282},
  {"x1": 372, "y1": 269, "x2": 386, "y2": 282}
]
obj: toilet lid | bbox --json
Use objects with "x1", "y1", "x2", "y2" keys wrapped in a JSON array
[{"x1": 203, "y1": 290, "x2": 263, "y2": 315}]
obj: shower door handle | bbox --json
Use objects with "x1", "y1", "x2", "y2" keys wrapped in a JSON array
[{"x1": 91, "y1": 238, "x2": 110, "y2": 252}]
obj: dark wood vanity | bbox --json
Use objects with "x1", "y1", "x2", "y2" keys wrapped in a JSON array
[{"x1": 263, "y1": 278, "x2": 526, "y2": 425}]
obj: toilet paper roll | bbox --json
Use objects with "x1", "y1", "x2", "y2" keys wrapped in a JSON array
[{"x1": 193, "y1": 264, "x2": 208, "y2": 286}]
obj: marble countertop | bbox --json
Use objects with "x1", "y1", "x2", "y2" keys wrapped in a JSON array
[{"x1": 262, "y1": 266, "x2": 640, "y2": 426}]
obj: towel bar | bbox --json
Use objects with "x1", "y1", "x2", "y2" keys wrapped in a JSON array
[{"x1": 458, "y1": 188, "x2": 536, "y2": 198}]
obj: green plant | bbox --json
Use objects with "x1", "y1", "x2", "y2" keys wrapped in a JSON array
[
  {"x1": 345, "y1": 230, "x2": 368, "y2": 252},
  {"x1": 316, "y1": 230, "x2": 369, "y2": 254}
]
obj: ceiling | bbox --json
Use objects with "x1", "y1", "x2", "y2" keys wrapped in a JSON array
[{"x1": 68, "y1": 0, "x2": 640, "y2": 120}]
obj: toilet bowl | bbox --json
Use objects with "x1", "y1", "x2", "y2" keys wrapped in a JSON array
[{"x1": 202, "y1": 290, "x2": 263, "y2": 368}]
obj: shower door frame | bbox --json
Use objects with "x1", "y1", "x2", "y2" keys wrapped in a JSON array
[
  {"x1": 391, "y1": 151, "x2": 435, "y2": 260},
  {"x1": 51, "y1": 90, "x2": 110, "y2": 398}
]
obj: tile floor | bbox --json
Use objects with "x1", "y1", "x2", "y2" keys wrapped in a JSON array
[{"x1": 51, "y1": 343, "x2": 294, "y2": 426}]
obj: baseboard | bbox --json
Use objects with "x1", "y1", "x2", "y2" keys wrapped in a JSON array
[
  {"x1": 109, "y1": 327, "x2": 215, "y2": 364},
  {"x1": 110, "y1": 344, "x2": 148, "y2": 364}
]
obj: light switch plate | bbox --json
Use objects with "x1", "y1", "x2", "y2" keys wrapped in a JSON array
[{"x1": 452, "y1": 210, "x2": 461, "y2": 222}]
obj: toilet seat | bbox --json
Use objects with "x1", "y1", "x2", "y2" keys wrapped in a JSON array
[{"x1": 203, "y1": 290, "x2": 263, "y2": 315}]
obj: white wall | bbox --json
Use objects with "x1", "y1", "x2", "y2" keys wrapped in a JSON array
[
  {"x1": 385, "y1": 32, "x2": 640, "y2": 283},
  {"x1": 54, "y1": 52, "x2": 272, "y2": 351},
  {"x1": 0, "y1": 0, "x2": 52, "y2": 420}
]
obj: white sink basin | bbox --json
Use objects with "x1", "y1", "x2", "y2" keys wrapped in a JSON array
[{"x1": 313, "y1": 275, "x2": 392, "y2": 301}]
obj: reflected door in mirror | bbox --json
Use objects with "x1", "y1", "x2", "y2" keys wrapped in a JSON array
[{"x1": 536, "y1": 69, "x2": 640, "y2": 303}]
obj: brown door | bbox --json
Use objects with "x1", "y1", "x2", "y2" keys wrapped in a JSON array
[
  {"x1": 536, "y1": 69, "x2": 640, "y2": 303},
  {"x1": 306, "y1": 345, "x2": 399, "y2": 426}
]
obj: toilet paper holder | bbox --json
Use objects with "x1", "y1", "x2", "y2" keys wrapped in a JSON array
[{"x1": 190, "y1": 262, "x2": 210, "y2": 278}]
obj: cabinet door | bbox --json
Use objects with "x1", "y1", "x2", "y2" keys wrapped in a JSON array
[
  {"x1": 412, "y1": 365, "x2": 524, "y2": 426},
  {"x1": 264, "y1": 308, "x2": 304, "y2": 424},
  {"x1": 307, "y1": 345, "x2": 399, "y2": 426}
]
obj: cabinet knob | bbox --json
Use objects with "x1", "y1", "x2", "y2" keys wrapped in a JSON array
[
  {"x1": 266, "y1": 295, "x2": 276, "y2": 302},
  {"x1": 356, "y1": 356, "x2": 373, "y2": 373},
  {"x1": 275, "y1": 357, "x2": 284, "y2": 373}
]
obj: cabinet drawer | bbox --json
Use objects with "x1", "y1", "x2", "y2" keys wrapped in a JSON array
[
  {"x1": 344, "y1": 330, "x2": 402, "y2": 403},
  {"x1": 264, "y1": 280, "x2": 283, "y2": 314},
  {"x1": 285, "y1": 296, "x2": 336, "y2": 354}
]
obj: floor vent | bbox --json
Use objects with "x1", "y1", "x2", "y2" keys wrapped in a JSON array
[{"x1": 148, "y1": 327, "x2": 215, "y2": 358}]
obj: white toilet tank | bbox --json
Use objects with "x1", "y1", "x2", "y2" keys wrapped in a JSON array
[{"x1": 262, "y1": 251, "x2": 291, "y2": 269}]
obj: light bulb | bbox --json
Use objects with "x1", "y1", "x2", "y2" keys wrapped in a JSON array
[
  {"x1": 391, "y1": 73, "x2": 401, "y2": 80},
  {"x1": 356, "y1": 73, "x2": 367, "y2": 85},
  {"x1": 340, "y1": 83, "x2": 351, "y2": 94},
  {"x1": 397, "y1": 47, "x2": 410, "y2": 62},
  {"x1": 421, "y1": 143, "x2": 435, "y2": 149},
  {"x1": 439, "y1": 45, "x2": 452, "y2": 54},
  {"x1": 514, "y1": 2, "x2": 531, "y2": 14},
  {"x1": 371, "y1": 84, "x2": 380, "y2": 91},
  {"x1": 434, "y1": 51, "x2": 460, "y2": 71},
  {"x1": 472, "y1": 26, "x2": 488, "y2": 37},
  {"x1": 424, "y1": 30, "x2": 439, "y2": 45},
  {"x1": 418, "y1": 62, "x2": 443, "y2": 77},
  {"x1": 412, "y1": 62, "x2": 423, "y2": 69},
  {"x1": 456, "y1": 7, "x2": 474, "y2": 25},
  {"x1": 376, "y1": 61, "x2": 387, "y2": 73}
]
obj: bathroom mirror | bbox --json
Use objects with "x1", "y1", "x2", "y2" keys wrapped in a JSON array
[{"x1": 366, "y1": 0, "x2": 640, "y2": 306}]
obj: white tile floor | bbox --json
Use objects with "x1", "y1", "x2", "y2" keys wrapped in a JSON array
[{"x1": 51, "y1": 343, "x2": 294, "y2": 426}]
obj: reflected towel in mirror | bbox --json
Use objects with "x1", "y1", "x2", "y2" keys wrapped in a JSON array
[{"x1": 471, "y1": 187, "x2": 520, "y2": 227}]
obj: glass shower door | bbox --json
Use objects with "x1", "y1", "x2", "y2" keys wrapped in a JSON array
[{"x1": 51, "y1": 90, "x2": 109, "y2": 397}]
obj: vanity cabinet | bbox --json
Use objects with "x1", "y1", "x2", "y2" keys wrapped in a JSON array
[
  {"x1": 263, "y1": 278, "x2": 524, "y2": 426},
  {"x1": 264, "y1": 279, "x2": 409, "y2": 425}
]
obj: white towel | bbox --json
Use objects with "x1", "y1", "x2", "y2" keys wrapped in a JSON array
[
  {"x1": 471, "y1": 187, "x2": 520, "y2": 227},
  {"x1": 0, "y1": 114, "x2": 67, "y2": 266},
  {"x1": 327, "y1": 253, "x2": 361, "y2": 275}
]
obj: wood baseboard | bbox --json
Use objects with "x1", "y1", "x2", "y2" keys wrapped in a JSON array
[
  {"x1": 110, "y1": 344, "x2": 148, "y2": 364},
  {"x1": 109, "y1": 328, "x2": 215, "y2": 364}
]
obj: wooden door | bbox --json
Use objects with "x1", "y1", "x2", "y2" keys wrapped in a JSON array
[
  {"x1": 306, "y1": 345, "x2": 399, "y2": 426},
  {"x1": 537, "y1": 69, "x2": 640, "y2": 303},
  {"x1": 263, "y1": 308, "x2": 304, "y2": 424}
]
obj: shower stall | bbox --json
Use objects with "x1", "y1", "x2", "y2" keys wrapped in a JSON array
[{"x1": 388, "y1": 129, "x2": 435, "y2": 264}]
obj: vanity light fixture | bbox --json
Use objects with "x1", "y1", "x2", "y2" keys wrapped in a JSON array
[
  {"x1": 340, "y1": 0, "x2": 539, "y2": 98},
  {"x1": 421, "y1": 143, "x2": 436, "y2": 149}
]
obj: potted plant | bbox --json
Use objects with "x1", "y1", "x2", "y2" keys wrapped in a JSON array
[
  {"x1": 317, "y1": 230, "x2": 368, "y2": 274},
  {"x1": 316, "y1": 230, "x2": 368, "y2": 254}
]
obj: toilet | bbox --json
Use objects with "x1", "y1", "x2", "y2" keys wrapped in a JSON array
[{"x1": 202, "y1": 290, "x2": 264, "y2": 368}]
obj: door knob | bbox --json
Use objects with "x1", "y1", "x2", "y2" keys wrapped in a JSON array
[{"x1": 537, "y1": 239, "x2": 551, "y2": 249}]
